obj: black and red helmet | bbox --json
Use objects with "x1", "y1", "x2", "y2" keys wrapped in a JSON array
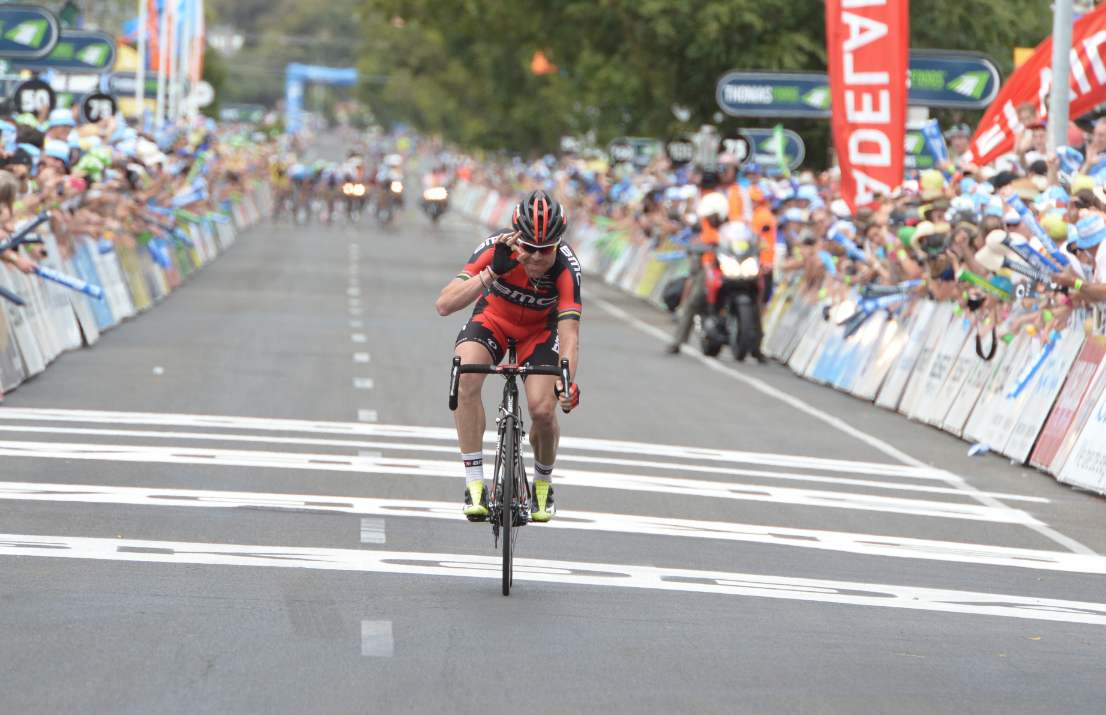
[{"x1": 512, "y1": 190, "x2": 568, "y2": 247}]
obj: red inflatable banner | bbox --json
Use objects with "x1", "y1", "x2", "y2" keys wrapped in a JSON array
[
  {"x1": 826, "y1": 0, "x2": 909, "y2": 211},
  {"x1": 964, "y1": 4, "x2": 1106, "y2": 167}
]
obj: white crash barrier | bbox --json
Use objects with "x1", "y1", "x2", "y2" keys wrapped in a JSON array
[
  {"x1": 761, "y1": 278, "x2": 1106, "y2": 493},
  {"x1": 0, "y1": 184, "x2": 271, "y2": 399}
]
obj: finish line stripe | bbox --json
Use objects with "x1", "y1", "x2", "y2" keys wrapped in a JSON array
[
  {"x1": 0, "y1": 441, "x2": 1036, "y2": 524},
  {"x1": 0, "y1": 481, "x2": 1090, "y2": 573},
  {"x1": 0, "y1": 408, "x2": 940, "y2": 477},
  {"x1": 2, "y1": 532, "x2": 1105, "y2": 625}
]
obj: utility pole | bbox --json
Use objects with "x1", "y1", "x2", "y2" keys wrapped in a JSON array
[{"x1": 1048, "y1": 0, "x2": 1074, "y2": 151}]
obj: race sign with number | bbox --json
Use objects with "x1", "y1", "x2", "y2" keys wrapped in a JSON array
[
  {"x1": 607, "y1": 139, "x2": 636, "y2": 165},
  {"x1": 720, "y1": 130, "x2": 751, "y2": 167},
  {"x1": 79, "y1": 92, "x2": 116, "y2": 124},
  {"x1": 13, "y1": 78, "x2": 56, "y2": 116},
  {"x1": 665, "y1": 136, "x2": 697, "y2": 167}
]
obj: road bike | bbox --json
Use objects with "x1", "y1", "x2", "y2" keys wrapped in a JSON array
[{"x1": 449, "y1": 339, "x2": 570, "y2": 596}]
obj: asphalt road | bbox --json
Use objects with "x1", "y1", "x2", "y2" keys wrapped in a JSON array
[{"x1": 3, "y1": 138, "x2": 1106, "y2": 714}]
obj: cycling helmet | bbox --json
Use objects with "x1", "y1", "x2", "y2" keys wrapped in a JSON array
[{"x1": 512, "y1": 190, "x2": 568, "y2": 247}]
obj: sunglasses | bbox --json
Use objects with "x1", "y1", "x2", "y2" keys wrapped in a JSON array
[{"x1": 517, "y1": 241, "x2": 559, "y2": 255}]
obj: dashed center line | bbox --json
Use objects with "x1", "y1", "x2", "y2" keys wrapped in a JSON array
[
  {"x1": 358, "y1": 410, "x2": 378, "y2": 423},
  {"x1": 354, "y1": 378, "x2": 374, "y2": 389},
  {"x1": 354, "y1": 353, "x2": 370, "y2": 363},
  {"x1": 351, "y1": 334, "x2": 366, "y2": 343}
]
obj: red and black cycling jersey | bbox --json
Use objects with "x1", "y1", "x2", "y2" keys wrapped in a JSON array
[{"x1": 457, "y1": 230, "x2": 582, "y2": 326}]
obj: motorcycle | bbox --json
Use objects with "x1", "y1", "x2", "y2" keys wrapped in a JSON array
[
  {"x1": 422, "y1": 186, "x2": 449, "y2": 223},
  {"x1": 698, "y1": 231, "x2": 763, "y2": 361},
  {"x1": 378, "y1": 179, "x2": 404, "y2": 224},
  {"x1": 343, "y1": 181, "x2": 366, "y2": 220}
]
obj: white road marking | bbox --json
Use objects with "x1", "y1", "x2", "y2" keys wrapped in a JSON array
[
  {"x1": 0, "y1": 482, "x2": 1088, "y2": 573},
  {"x1": 357, "y1": 410, "x2": 378, "y2": 423},
  {"x1": 348, "y1": 299, "x2": 361, "y2": 307},
  {"x1": 347, "y1": 288, "x2": 361, "y2": 297},
  {"x1": 0, "y1": 409, "x2": 944, "y2": 478},
  {"x1": 0, "y1": 424, "x2": 1044, "y2": 501},
  {"x1": 152, "y1": 367, "x2": 164, "y2": 375},
  {"x1": 0, "y1": 443, "x2": 1039, "y2": 523},
  {"x1": 361, "y1": 621, "x2": 393, "y2": 656},
  {"x1": 583, "y1": 290, "x2": 1097, "y2": 557},
  {"x1": 354, "y1": 353, "x2": 370, "y2": 363},
  {"x1": 351, "y1": 334, "x2": 366, "y2": 343},
  {"x1": 349, "y1": 320, "x2": 363, "y2": 328},
  {"x1": 360, "y1": 518, "x2": 386, "y2": 544},
  {"x1": 353, "y1": 378, "x2": 374, "y2": 389},
  {"x1": 4, "y1": 532, "x2": 1105, "y2": 625}
]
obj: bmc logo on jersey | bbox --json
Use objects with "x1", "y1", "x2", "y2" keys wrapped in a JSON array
[{"x1": 492, "y1": 282, "x2": 558, "y2": 308}]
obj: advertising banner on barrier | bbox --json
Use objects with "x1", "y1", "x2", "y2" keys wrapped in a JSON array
[
  {"x1": 1058, "y1": 383, "x2": 1106, "y2": 493},
  {"x1": 1031, "y1": 335, "x2": 1106, "y2": 472},
  {"x1": 826, "y1": 0, "x2": 908, "y2": 211},
  {"x1": 1004, "y1": 330, "x2": 1086, "y2": 463},
  {"x1": 963, "y1": 3, "x2": 1106, "y2": 167},
  {"x1": 876, "y1": 301, "x2": 937, "y2": 411}
]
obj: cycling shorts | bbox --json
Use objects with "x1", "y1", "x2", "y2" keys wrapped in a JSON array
[{"x1": 454, "y1": 311, "x2": 559, "y2": 369}]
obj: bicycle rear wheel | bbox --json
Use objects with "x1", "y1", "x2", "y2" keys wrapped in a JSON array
[{"x1": 501, "y1": 414, "x2": 515, "y2": 596}]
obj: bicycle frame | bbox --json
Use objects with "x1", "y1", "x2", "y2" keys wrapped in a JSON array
[{"x1": 448, "y1": 340, "x2": 571, "y2": 595}]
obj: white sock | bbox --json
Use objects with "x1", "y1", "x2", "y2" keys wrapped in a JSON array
[
  {"x1": 462, "y1": 452, "x2": 484, "y2": 483},
  {"x1": 534, "y1": 460, "x2": 553, "y2": 483}
]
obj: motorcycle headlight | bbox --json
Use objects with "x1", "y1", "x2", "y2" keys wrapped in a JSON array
[
  {"x1": 740, "y1": 257, "x2": 760, "y2": 277},
  {"x1": 717, "y1": 253, "x2": 743, "y2": 279},
  {"x1": 423, "y1": 187, "x2": 448, "y2": 201},
  {"x1": 353, "y1": 184, "x2": 365, "y2": 196},
  {"x1": 390, "y1": 181, "x2": 403, "y2": 193},
  {"x1": 342, "y1": 183, "x2": 353, "y2": 195}
]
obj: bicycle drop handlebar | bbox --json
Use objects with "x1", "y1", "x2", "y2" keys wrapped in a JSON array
[{"x1": 449, "y1": 357, "x2": 572, "y2": 412}]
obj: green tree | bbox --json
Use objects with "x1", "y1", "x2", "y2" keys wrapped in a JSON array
[{"x1": 354, "y1": 0, "x2": 1059, "y2": 160}]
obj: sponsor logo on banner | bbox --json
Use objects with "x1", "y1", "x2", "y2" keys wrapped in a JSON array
[
  {"x1": 826, "y1": 0, "x2": 909, "y2": 212},
  {"x1": 716, "y1": 71, "x2": 833, "y2": 118},
  {"x1": 739, "y1": 128, "x2": 805, "y2": 174},
  {"x1": 964, "y1": 3, "x2": 1106, "y2": 167},
  {"x1": 10, "y1": 30, "x2": 117, "y2": 75},
  {"x1": 0, "y1": 6, "x2": 58, "y2": 60}
]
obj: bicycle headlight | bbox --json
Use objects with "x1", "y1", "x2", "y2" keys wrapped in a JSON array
[{"x1": 390, "y1": 181, "x2": 403, "y2": 193}]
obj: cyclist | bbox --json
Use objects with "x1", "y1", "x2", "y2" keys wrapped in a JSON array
[{"x1": 436, "y1": 190, "x2": 581, "y2": 523}]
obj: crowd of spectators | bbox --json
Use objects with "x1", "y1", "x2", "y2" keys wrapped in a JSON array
[
  {"x1": 453, "y1": 113, "x2": 1106, "y2": 354},
  {"x1": 0, "y1": 102, "x2": 272, "y2": 285}
]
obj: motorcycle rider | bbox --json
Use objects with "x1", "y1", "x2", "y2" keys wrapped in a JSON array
[{"x1": 666, "y1": 192, "x2": 729, "y2": 354}]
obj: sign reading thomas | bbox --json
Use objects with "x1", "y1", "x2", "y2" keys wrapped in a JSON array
[
  {"x1": 11, "y1": 29, "x2": 117, "y2": 75},
  {"x1": 716, "y1": 52, "x2": 1003, "y2": 118},
  {"x1": 716, "y1": 72, "x2": 831, "y2": 118},
  {"x1": 0, "y1": 4, "x2": 59, "y2": 61}
]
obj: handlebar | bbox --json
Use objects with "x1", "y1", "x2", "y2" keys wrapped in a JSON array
[{"x1": 449, "y1": 357, "x2": 572, "y2": 412}]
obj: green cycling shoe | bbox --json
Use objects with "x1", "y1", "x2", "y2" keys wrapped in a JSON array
[
  {"x1": 463, "y1": 480, "x2": 489, "y2": 521},
  {"x1": 531, "y1": 479, "x2": 555, "y2": 522}
]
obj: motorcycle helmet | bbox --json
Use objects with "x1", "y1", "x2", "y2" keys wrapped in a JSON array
[
  {"x1": 696, "y1": 192, "x2": 730, "y2": 224},
  {"x1": 512, "y1": 190, "x2": 568, "y2": 247}
]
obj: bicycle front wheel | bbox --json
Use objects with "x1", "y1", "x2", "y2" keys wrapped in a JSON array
[{"x1": 501, "y1": 414, "x2": 516, "y2": 596}]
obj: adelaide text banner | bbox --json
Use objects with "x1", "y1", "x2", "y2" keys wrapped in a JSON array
[
  {"x1": 964, "y1": 3, "x2": 1106, "y2": 167},
  {"x1": 826, "y1": 0, "x2": 908, "y2": 211}
]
